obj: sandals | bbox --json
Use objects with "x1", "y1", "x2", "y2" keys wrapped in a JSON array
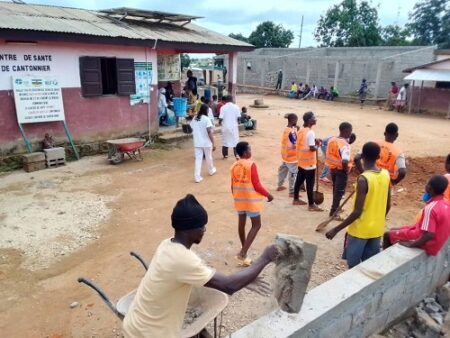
[
  {"x1": 235, "y1": 255, "x2": 253, "y2": 267},
  {"x1": 292, "y1": 199, "x2": 307, "y2": 205},
  {"x1": 308, "y1": 204, "x2": 324, "y2": 212}
]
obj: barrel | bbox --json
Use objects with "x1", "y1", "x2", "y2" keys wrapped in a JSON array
[
  {"x1": 204, "y1": 88, "x2": 211, "y2": 100},
  {"x1": 173, "y1": 97, "x2": 187, "y2": 117}
]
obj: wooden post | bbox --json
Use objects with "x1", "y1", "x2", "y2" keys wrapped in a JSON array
[
  {"x1": 63, "y1": 121, "x2": 80, "y2": 160},
  {"x1": 18, "y1": 123, "x2": 32, "y2": 153},
  {"x1": 408, "y1": 80, "x2": 415, "y2": 114},
  {"x1": 417, "y1": 81, "x2": 424, "y2": 114}
]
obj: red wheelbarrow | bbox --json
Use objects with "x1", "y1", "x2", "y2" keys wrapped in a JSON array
[
  {"x1": 78, "y1": 252, "x2": 228, "y2": 338},
  {"x1": 106, "y1": 138, "x2": 145, "y2": 164}
]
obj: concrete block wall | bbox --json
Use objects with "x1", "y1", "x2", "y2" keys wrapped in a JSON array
[
  {"x1": 231, "y1": 241, "x2": 450, "y2": 338},
  {"x1": 230, "y1": 46, "x2": 436, "y2": 96}
]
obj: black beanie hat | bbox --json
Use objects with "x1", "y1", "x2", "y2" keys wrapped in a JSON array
[{"x1": 171, "y1": 194, "x2": 208, "y2": 230}]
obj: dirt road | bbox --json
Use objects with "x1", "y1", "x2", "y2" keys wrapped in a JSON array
[{"x1": 0, "y1": 94, "x2": 449, "y2": 337}]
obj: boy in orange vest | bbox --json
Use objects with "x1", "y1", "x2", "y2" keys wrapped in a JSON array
[
  {"x1": 325, "y1": 122, "x2": 353, "y2": 219},
  {"x1": 230, "y1": 141, "x2": 274, "y2": 266},
  {"x1": 292, "y1": 112, "x2": 323, "y2": 211},
  {"x1": 355, "y1": 122, "x2": 406, "y2": 186},
  {"x1": 277, "y1": 113, "x2": 299, "y2": 197}
]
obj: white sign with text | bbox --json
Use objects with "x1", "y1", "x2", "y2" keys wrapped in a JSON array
[{"x1": 12, "y1": 76, "x2": 65, "y2": 124}]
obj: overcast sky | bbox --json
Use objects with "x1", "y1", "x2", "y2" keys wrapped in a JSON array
[{"x1": 25, "y1": 0, "x2": 418, "y2": 49}]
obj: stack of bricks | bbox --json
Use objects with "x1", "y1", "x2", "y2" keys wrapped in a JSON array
[
  {"x1": 22, "y1": 152, "x2": 46, "y2": 172},
  {"x1": 44, "y1": 147, "x2": 66, "y2": 168}
]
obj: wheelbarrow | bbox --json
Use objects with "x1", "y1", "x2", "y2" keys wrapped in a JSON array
[
  {"x1": 106, "y1": 138, "x2": 145, "y2": 164},
  {"x1": 78, "y1": 251, "x2": 228, "y2": 338}
]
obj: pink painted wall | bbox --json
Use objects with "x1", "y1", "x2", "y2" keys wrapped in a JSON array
[
  {"x1": 410, "y1": 87, "x2": 450, "y2": 114},
  {"x1": 0, "y1": 40, "x2": 159, "y2": 153},
  {"x1": 0, "y1": 88, "x2": 158, "y2": 153}
]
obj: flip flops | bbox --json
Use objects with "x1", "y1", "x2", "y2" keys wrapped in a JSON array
[{"x1": 235, "y1": 256, "x2": 253, "y2": 267}]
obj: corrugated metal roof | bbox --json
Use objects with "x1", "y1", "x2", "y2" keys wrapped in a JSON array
[
  {"x1": 403, "y1": 58, "x2": 450, "y2": 73},
  {"x1": 0, "y1": 2, "x2": 253, "y2": 48},
  {"x1": 404, "y1": 69, "x2": 450, "y2": 82}
]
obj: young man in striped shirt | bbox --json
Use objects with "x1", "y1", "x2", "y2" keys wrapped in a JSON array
[{"x1": 383, "y1": 175, "x2": 450, "y2": 256}]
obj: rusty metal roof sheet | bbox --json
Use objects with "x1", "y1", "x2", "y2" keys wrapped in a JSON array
[{"x1": 0, "y1": 2, "x2": 253, "y2": 49}]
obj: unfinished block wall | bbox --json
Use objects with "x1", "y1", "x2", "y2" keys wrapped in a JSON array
[{"x1": 231, "y1": 241, "x2": 450, "y2": 338}]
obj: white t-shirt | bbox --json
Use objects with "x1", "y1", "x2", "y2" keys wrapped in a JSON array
[
  {"x1": 190, "y1": 115, "x2": 213, "y2": 148},
  {"x1": 303, "y1": 130, "x2": 317, "y2": 170},
  {"x1": 123, "y1": 239, "x2": 215, "y2": 338},
  {"x1": 207, "y1": 107, "x2": 215, "y2": 130},
  {"x1": 397, "y1": 87, "x2": 407, "y2": 101}
]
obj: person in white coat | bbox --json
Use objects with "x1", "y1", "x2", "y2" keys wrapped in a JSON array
[
  {"x1": 219, "y1": 96, "x2": 240, "y2": 159},
  {"x1": 190, "y1": 104, "x2": 216, "y2": 183}
]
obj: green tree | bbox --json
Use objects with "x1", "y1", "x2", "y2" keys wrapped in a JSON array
[
  {"x1": 408, "y1": 0, "x2": 449, "y2": 46},
  {"x1": 180, "y1": 53, "x2": 190, "y2": 70},
  {"x1": 381, "y1": 25, "x2": 412, "y2": 46},
  {"x1": 247, "y1": 21, "x2": 294, "y2": 48},
  {"x1": 228, "y1": 33, "x2": 249, "y2": 43},
  {"x1": 314, "y1": 0, "x2": 382, "y2": 47}
]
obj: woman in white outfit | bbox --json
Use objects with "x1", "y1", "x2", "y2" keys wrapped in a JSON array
[
  {"x1": 219, "y1": 96, "x2": 240, "y2": 159},
  {"x1": 190, "y1": 103, "x2": 217, "y2": 183}
]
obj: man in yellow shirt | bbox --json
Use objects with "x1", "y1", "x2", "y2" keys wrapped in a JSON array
[
  {"x1": 325, "y1": 142, "x2": 391, "y2": 268},
  {"x1": 123, "y1": 194, "x2": 278, "y2": 338}
]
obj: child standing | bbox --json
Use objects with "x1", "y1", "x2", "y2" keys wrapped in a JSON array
[
  {"x1": 230, "y1": 142, "x2": 274, "y2": 266},
  {"x1": 277, "y1": 113, "x2": 299, "y2": 197}
]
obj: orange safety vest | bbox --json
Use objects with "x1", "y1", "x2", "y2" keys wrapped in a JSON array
[
  {"x1": 325, "y1": 137, "x2": 353, "y2": 170},
  {"x1": 376, "y1": 140, "x2": 401, "y2": 179},
  {"x1": 445, "y1": 173, "x2": 450, "y2": 201},
  {"x1": 230, "y1": 159, "x2": 263, "y2": 212},
  {"x1": 296, "y1": 127, "x2": 316, "y2": 168},
  {"x1": 281, "y1": 127, "x2": 297, "y2": 163}
]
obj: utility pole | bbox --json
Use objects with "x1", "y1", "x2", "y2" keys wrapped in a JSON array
[{"x1": 298, "y1": 15, "x2": 304, "y2": 48}]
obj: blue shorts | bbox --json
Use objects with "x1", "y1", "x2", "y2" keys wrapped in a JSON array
[
  {"x1": 238, "y1": 211, "x2": 260, "y2": 218},
  {"x1": 342, "y1": 233, "x2": 381, "y2": 269}
]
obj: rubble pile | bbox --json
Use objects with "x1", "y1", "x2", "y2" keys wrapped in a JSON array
[{"x1": 376, "y1": 282, "x2": 450, "y2": 338}]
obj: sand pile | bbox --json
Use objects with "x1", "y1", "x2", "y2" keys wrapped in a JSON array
[{"x1": 274, "y1": 234, "x2": 317, "y2": 313}]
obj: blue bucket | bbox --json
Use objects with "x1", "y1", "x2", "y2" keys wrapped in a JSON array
[
  {"x1": 173, "y1": 97, "x2": 187, "y2": 117},
  {"x1": 204, "y1": 88, "x2": 211, "y2": 100}
]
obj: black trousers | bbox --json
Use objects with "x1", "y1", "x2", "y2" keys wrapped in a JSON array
[
  {"x1": 222, "y1": 146, "x2": 236, "y2": 158},
  {"x1": 330, "y1": 169, "x2": 348, "y2": 216},
  {"x1": 275, "y1": 81, "x2": 282, "y2": 90},
  {"x1": 293, "y1": 167, "x2": 315, "y2": 205}
]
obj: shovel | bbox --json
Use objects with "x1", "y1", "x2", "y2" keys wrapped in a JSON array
[
  {"x1": 313, "y1": 151, "x2": 324, "y2": 205},
  {"x1": 315, "y1": 190, "x2": 355, "y2": 232}
]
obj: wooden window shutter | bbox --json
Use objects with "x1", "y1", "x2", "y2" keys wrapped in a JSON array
[
  {"x1": 116, "y1": 58, "x2": 136, "y2": 96},
  {"x1": 79, "y1": 56, "x2": 103, "y2": 97}
]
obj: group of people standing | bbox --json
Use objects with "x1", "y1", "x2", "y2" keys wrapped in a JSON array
[{"x1": 278, "y1": 112, "x2": 450, "y2": 268}]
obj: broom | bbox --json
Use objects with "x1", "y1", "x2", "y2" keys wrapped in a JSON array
[{"x1": 315, "y1": 190, "x2": 355, "y2": 232}]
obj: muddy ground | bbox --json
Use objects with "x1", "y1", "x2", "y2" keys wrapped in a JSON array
[{"x1": 0, "y1": 94, "x2": 449, "y2": 337}]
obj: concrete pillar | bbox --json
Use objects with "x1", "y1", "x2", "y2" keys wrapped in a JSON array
[
  {"x1": 373, "y1": 62, "x2": 383, "y2": 99},
  {"x1": 333, "y1": 61, "x2": 340, "y2": 88},
  {"x1": 305, "y1": 60, "x2": 311, "y2": 85},
  {"x1": 281, "y1": 57, "x2": 287, "y2": 90},
  {"x1": 260, "y1": 59, "x2": 268, "y2": 87},
  {"x1": 243, "y1": 58, "x2": 247, "y2": 86},
  {"x1": 228, "y1": 52, "x2": 238, "y2": 100}
]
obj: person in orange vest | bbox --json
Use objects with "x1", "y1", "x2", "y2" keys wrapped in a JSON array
[
  {"x1": 355, "y1": 122, "x2": 406, "y2": 186},
  {"x1": 277, "y1": 113, "x2": 299, "y2": 197},
  {"x1": 292, "y1": 111, "x2": 323, "y2": 211},
  {"x1": 230, "y1": 141, "x2": 274, "y2": 266},
  {"x1": 326, "y1": 142, "x2": 391, "y2": 268},
  {"x1": 445, "y1": 154, "x2": 450, "y2": 201},
  {"x1": 325, "y1": 122, "x2": 353, "y2": 219}
]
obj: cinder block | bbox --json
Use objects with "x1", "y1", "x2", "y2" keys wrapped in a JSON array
[
  {"x1": 44, "y1": 147, "x2": 65, "y2": 161},
  {"x1": 23, "y1": 160, "x2": 46, "y2": 172},
  {"x1": 22, "y1": 152, "x2": 45, "y2": 163}
]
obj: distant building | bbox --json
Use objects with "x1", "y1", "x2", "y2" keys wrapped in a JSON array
[
  {"x1": 404, "y1": 56, "x2": 450, "y2": 117},
  {"x1": 0, "y1": 2, "x2": 253, "y2": 155}
]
